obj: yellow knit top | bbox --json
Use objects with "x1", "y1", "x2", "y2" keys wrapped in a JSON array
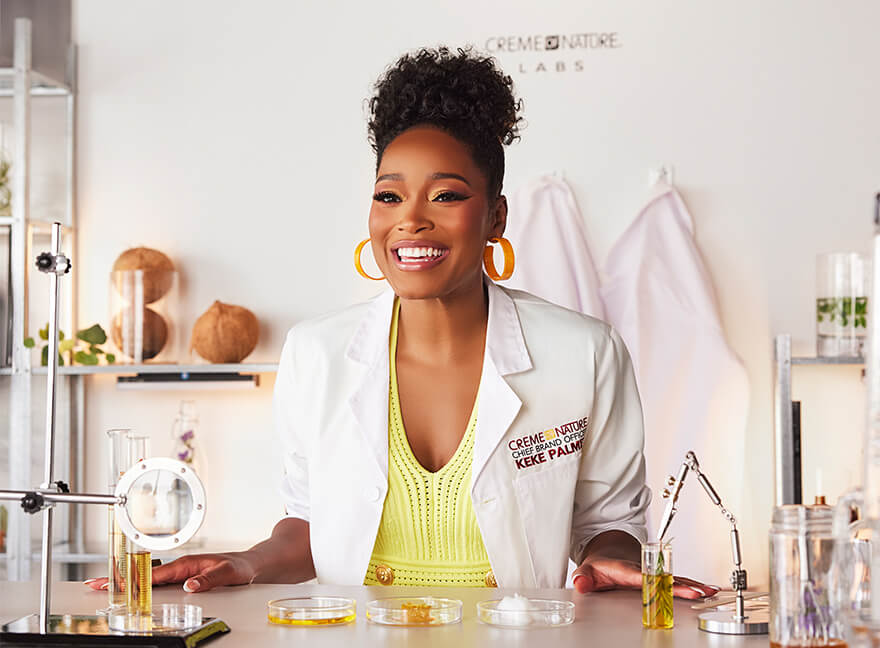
[{"x1": 364, "y1": 299, "x2": 493, "y2": 587}]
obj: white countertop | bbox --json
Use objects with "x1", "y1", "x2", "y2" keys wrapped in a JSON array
[{"x1": 0, "y1": 581, "x2": 769, "y2": 647}]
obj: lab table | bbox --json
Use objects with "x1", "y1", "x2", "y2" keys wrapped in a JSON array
[{"x1": 0, "y1": 581, "x2": 769, "y2": 647}]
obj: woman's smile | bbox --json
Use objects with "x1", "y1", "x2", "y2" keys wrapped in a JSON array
[{"x1": 390, "y1": 240, "x2": 450, "y2": 270}]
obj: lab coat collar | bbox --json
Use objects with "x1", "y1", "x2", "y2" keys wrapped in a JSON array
[{"x1": 344, "y1": 279, "x2": 532, "y2": 485}]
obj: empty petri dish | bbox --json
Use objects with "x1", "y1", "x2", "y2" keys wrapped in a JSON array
[
  {"x1": 366, "y1": 596, "x2": 462, "y2": 626},
  {"x1": 107, "y1": 604, "x2": 203, "y2": 634},
  {"x1": 477, "y1": 596, "x2": 575, "y2": 628},
  {"x1": 267, "y1": 597, "x2": 356, "y2": 626}
]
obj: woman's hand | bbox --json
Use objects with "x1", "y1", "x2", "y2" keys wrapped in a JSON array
[
  {"x1": 84, "y1": 552, "x2": 257, "y2": 593},
  {"x1": 571, "y1": 556, "x2": 720, "y2": 599}
]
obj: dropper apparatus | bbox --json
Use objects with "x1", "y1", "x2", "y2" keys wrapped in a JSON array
[{"x1": 657, "y1": 450, "x2": 767, "y2": 634}]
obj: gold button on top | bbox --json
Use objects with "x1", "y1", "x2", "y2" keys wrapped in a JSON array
[
  {"x1": 485, "y1": 570, "x2": 497, "y2": 588},
  {"x1": 375, "y1": 564, "x2": 394, "y2": 586}
]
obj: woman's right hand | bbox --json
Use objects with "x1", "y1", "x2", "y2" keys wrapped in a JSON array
[{"x1": 84, "y1": 552, "x2": 257, "y2": 593}]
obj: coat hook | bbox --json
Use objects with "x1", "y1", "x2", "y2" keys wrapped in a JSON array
[{"x1": 648, "y1": 164, "x2": 675, "y2": 188}]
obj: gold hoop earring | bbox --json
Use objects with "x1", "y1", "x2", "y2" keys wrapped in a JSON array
[
  {"x1": 483, "y1": 237, "x2": 515, "y2": 281},
  {"x1": 354, "y1": 238, "x2": 385, "y2": 281}
]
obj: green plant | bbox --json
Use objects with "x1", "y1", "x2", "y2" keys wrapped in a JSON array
[{"x1": 24, "y1": 323, "x2": 116, "y2": 366}]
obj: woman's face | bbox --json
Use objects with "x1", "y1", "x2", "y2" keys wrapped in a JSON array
[{"x1": 369, "y1": 126, "x2": 506, "y2": 301}]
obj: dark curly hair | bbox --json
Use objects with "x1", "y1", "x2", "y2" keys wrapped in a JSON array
[{"x1": 368, "y1": 47, "x2": 522, "y2": 199}]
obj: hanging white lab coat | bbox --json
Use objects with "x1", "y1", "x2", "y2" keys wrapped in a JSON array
[
  {"x1": 601, "y1": 182, "x2": 749, "y2": 584},
  {"x1": 504, "y1": 174, "x2": 606, "y2": 320},
  {"x1": 274, "y1": 280, "x2": 650, "y2": 587}
]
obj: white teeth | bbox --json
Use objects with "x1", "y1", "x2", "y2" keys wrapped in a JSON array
[{"x1": 397, "y1": 247, "x2": 445, "y2": 259}]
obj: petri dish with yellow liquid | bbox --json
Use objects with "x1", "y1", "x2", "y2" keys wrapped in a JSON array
[
  {"x1": 366, "y1": 596, "x2": 462, "y2": 626},
  {"x1": 267, "y1": 597, "x2": 356, "y2": 626}
]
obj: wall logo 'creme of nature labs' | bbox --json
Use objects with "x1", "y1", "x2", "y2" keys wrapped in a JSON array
[{"x1": 508, "y1": 417, "x2": 588, "y2": 470}]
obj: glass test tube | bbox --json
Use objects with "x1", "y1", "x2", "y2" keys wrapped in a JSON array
[
  {"x1": 125, "y1": 434, "x2": 152, "y2": 619},
  {"x1": 642, "y1": 542, "x2": 673, "y2": 629},
  {"x1": 106, "y1": 429, "x2": 132, "y2": 610}
]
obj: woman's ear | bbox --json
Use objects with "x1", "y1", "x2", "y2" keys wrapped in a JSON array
[{"x1": 490, "y1": 195, "x2": 508, "y2": 239}]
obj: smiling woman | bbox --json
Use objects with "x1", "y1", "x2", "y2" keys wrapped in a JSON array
[{"x1": 86, "y1": 46, "x2": 716, "y2": 600}]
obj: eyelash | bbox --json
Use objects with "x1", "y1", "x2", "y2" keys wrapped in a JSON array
[
  {"x1": 372, "y1": 191, "x2": 401, "y2": 203},
  {"x1": 371, "y1": 190, "x2": 470, "y2": 204}
]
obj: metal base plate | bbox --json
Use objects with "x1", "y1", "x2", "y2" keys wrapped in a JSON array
[
  {"x1": 0, "y1": 614, "x2": 230, "y2": 646},
  {"x1": 698, "y1": 609, "x2": 769, "y2": 635}
]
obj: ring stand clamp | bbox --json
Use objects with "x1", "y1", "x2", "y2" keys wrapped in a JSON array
[{"x1": 0, "y1": 223, "x2": 229, "y2": 646}]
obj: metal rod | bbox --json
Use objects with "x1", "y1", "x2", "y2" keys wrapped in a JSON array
[{"x1": 0, "y1": 490, "x2": 122, "y2": 506}]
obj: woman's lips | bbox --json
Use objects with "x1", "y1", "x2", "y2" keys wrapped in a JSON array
[{"x1": 390, "y1": 241, "x2": 450, "y2": 271}]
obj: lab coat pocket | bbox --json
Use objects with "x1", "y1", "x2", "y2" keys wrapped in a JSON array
[{"x1": 512, "y1": 455, "x2": 580, "y2": 588}]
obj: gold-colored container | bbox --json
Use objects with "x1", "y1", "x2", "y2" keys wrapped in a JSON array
[{"x1": 126, "y1": 550, "x2": 152, "y2": 617}]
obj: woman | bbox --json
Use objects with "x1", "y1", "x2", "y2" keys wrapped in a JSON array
[{"x1": 88, "y1": 47, "x2": 715, "y2": 598}]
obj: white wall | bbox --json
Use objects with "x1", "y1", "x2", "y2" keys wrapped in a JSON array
[{"x1": 71, "y1": 0, "x2": 880, "y2": 584}]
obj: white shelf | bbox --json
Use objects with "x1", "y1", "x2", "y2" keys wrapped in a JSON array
[
  {"x1": 791, "y1": 356, "x2": 864, "y2": 366},
  {"x1": 29, "y1": 363, "x2": 278, "y2": 376},
  {"x1": 0, "y1": 67, "x2": 72, "y2": 96}
]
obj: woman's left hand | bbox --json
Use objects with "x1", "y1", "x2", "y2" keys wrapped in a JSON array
[{"x1": 571, "y1": 556, "x2": 720, "y2": 599}]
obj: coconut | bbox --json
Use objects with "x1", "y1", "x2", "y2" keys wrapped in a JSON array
[
  {"x1": 190, "y1": 301, "x2": 259, "y2": 364},
  {"x1": 112, "y1": 247, "x2": 175, "y2": 304},
  {"x1": 111, "y1": 307, "x2": 169, "y2": 361}
]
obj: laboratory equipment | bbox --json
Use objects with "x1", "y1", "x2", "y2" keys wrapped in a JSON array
[
  {"x1": 642, "y1": 542, "x2": 674, "y2": 629},
  {"x1": 266, "y1": 597, "x2": 357, "y2": 626},
  {"x1": 476, "y1": 595, "x2": 575, "y2": 628},
  {"x1": 770, "y1": 503, "x2": 846, "y2": 646},
  {"x1": 0, "y1": 223, "x2": 228, "y2": 646},
  {"x1": 656, "y1": 450, "x2": 768, "y2": 634},
  {"x1": 816, "y1": 252, "x2": 869, "y2": 358},
  {"x1": 829, "y1": 193, "x2": 880, "y2": 647},
  {"x1": 366, "y1": 597, "x2": 463, "y2": 626},
  {"x1": 105, "y1": 429, "x2": 133, "y2": 611}
]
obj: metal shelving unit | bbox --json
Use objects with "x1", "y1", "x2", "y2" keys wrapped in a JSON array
[
  {"x1": 1, "y1": 17, "x2": 77, "y2": 582},
  {"x1": 773, "y1": 333, "x2": 864, "y2": 506}
]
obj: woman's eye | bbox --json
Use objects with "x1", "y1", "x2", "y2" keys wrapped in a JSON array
[
  {"x1": 372, "y1": 191, "x2": 401, "y2": 204},
  {"x1": 433, "y1": 191, "x2": 468, "y2": 203}
]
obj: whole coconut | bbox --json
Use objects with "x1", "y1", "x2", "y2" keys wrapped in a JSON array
[
  {"x1": 191, "y1": 301, "x2": 259, "y2": 363},
  {"x1": 111, "y1": 307, "x2": 169, "y2": 361},
  {"x1": 112, "y1": 247, "x2": 175, "y2": 304}
]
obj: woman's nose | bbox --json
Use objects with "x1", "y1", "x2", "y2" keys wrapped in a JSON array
[{"x1": 396, "y1": 201, "x2": 432, "y2": 233}]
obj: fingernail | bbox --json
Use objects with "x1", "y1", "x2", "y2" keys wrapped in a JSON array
[
  {"x1": 183, "y1": 579, "x2": 198, "y2": 593},
  {"x1": 572, "y1": 574, "x2": 585, "y2": 584},
  {"x1": 83, "y1": 578, "x2": 97, "y2": 585},
  {"x1": 689, "y1": 586, "x2": 707, "y2": 597},
  {"x1": 100, "y1": 583, "x2": 109, "y2": 590}
]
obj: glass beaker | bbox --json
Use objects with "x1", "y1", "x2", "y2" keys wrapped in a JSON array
[
  {"x1": 816, "y1": 252, "x2": 870, "y2": 358},
  {"x1": 770, "y1": 504, "x2": 846, "y2": 647},
  {"x1": 642, "y1": 542, "x2": 673, "y2": 629}
]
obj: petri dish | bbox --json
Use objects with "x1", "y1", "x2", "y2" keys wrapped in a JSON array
[
  {"x1": 267, "y1": 597, "x2": 356, "y2": 626},
  {"x1": 366, "y1": 596, "x2": 462, "y2": 626},
  {"x1": 107, "y1": 604, "x2": 203, "y2": 634},
  {"x1": 477, "y1": 597, "x2": 575, "y2": 628}
]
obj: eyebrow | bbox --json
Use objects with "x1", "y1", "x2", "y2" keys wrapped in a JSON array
[{"x1": 375, "y1": 172, "x2": 472, "y2": 186}]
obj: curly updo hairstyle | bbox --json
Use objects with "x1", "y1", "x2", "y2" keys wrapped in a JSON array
[{"x1": 368, "y1": 47, "x2": 522, "y2": 199}]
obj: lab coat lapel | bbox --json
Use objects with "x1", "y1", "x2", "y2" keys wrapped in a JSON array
[
  {"x1": 472, "y1": 281, "x2": 533, "y2": 483},
  {"x1": 346, "y1": 290, "x2": 396, "y2": 482}
]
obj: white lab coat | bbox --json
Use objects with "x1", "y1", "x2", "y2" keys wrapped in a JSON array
[
  {"x1": 504, "y1": 174, "x2": 606, "y2": 319},
  {"x1": 601, "y1": 182, "x2": 749, "y2": 583},
  {"x1": 274, "y1": 280, "x2": 650, "y2": 588}
]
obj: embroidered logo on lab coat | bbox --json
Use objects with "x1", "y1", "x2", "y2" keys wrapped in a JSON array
[{"x1": 507, "y1": 417, "x2": 588, "y2": 470}]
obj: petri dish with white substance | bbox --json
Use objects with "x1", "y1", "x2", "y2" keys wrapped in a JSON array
[{"x1": 477, "y1": 594, "x2": 575, "y2": 628}]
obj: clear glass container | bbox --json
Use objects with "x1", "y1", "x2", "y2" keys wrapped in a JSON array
[
  {"x1": 642, "y1": 542, "x2": 673, "y2": 629},
  {"x1": 267, "y1": 597, "x2": 356, "y2": 626},
  {"x1": 816, "y1": 252, "x2": 870, "y2": 358},
  {"x1": 770, "y1": 504, "x2": 846, "y2": 647},
  {"x1": 366, "y1": 596, "x2": 462, "y2": 626},
  {"x1": 108, "y1": 603, "x2": 203, "y2": 634},
  {"x1": 109, "y1": 268, "x2": 178, "y2": 363},
  {"x1": 477, "y1": 596, "x2": 575, "y2": 628},
  {"x1": 105, "y1": 429, "x2": 132, "y2": 612}
]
